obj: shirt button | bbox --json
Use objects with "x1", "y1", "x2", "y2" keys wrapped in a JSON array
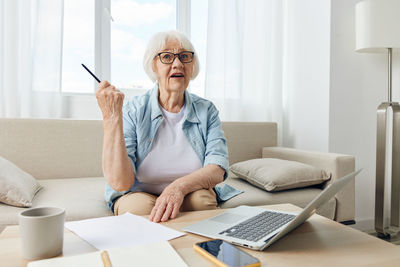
[{"x1": 148, "y1": 138, "x2": 152, "y2": 143}]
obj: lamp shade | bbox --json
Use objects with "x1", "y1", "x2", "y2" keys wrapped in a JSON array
[{"x1": 355, "y1": 0, "x2": 400, "y2": 53}]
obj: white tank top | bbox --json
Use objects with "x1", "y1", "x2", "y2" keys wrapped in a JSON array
[{"x1": 134, "y1": 104, "x2": 203, "y2": 195}]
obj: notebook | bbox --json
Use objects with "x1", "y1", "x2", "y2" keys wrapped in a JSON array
[
  {"x1": 27, "y1": 241, "x2": 188, "y2": 267},
  {"x1": 184, "y1": 169, "x2": 361, "y2": 251}
]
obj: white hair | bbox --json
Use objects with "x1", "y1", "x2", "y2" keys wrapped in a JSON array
[{"x1": 143, "y1": 30, "x2": 200, "y2": 82}]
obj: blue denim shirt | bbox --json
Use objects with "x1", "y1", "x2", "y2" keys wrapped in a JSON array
[{"x1": 105, "y1": 84, "x2": 230, "y2": 210}]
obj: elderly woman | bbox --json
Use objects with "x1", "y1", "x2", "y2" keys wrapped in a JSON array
[{"x1": 96, "y1": 30, "x2": 229, "y2": 223}]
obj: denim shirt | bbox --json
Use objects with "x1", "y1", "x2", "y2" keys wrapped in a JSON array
[{"x1": 104, "y1": 84, "x2": 229, "y2": 210}]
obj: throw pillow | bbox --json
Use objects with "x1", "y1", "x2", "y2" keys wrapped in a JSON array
[
  {"x1": 229, "y1": 158, "x2": 330, "y2": 192},
  {"x1": 0, "y1": 156, "x2": 42, "y2": 207}
]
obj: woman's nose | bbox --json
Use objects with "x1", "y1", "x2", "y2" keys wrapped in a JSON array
[{"x1": 171, "y1": 55, "x2": 183, "y2": 67}]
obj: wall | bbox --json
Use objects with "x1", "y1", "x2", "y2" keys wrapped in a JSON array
[
  {"x1": 283, "y1": 0, "x2": 400, "y2": 228},
  {"x1": 282, "y1": 0, "x2": 331, "y2": 152},
  {"x1": 330, "y1": 0, "x2": 400, "y2": 229}
]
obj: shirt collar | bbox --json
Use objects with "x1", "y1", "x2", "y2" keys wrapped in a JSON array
[
  {"x1": 150, "y1": 83, "x2": 162, "y2": 121},
  {"x1": 183, "y1": 89, "x2": 200, "y2": 124},
  {"x1": 149, "y1": 83, "x2": 200, "y2": 123}
]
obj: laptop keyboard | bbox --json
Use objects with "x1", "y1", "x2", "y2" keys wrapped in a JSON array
[{"x1": 219, "y1": 211, "x2": 295, "y2": 242}]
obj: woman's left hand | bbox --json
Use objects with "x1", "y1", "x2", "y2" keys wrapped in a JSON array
[{"x1": 149, "y1": 184, "x2": 185, "y2": 223}]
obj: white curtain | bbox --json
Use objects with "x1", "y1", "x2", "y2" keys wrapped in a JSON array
[
  {"x1": 0, "y1": 0, "x2": 66, "y2": 118},
  {"x1": 205, "y1": 0, "x2": 284, "y2": 141}
]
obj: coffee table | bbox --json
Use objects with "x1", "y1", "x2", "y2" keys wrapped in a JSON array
[{"x1": 1, "y1": 204, "x2": 400, "y2": 266}]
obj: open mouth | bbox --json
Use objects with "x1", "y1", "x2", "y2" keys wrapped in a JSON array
[{"x1": 170, "y1": 73, "x2": 184, "y2": 78}]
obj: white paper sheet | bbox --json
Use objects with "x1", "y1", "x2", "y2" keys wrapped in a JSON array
[
  {"x1": 28, "y1": 241, "x2": 188, "y2": 267},
  {"x1": 65, "y1": 213, "x2": 185, "y2": 250}
]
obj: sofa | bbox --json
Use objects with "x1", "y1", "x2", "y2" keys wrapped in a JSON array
[{"x1": 0, "y1": 118, "x2": 355, "y2": 231}]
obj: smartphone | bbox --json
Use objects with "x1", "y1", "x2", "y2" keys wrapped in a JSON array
[{"x1": 194, "y1": 239, "x2": 260, "y2": 267}]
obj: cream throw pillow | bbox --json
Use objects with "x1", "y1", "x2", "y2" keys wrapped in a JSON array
[
  {"x1": 229, "y1": 158, "x2": 330, "y2": 192},
  {"x1": 0, "y1": 156, "x2": 42, "y2": 207}
]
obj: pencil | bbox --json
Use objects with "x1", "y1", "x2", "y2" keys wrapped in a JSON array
[
  {"x1": 81, "y1": 63, "x2": 101, "y2": 83},
  {"x1": 100, "y1": 250, "x2": 113, "y2": 267}
]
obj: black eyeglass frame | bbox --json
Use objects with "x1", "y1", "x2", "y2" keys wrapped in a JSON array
[{"x1": 156, "y1": 51, "x2": 195, "y2": 64}]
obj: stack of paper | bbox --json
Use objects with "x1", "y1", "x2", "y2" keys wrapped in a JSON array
[
  {"x1": 65, "y1": 212, "x2": 184, "y2": 250},
  {"x1": 28, "y1": 241, "x2": 188, "y2": 267},
  {"x1": 28, "y1": 213, "x2": 188, "y2": 266}
]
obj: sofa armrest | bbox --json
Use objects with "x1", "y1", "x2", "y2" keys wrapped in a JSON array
[{"x1": 262, "y1": 146, "x2": 355, "y2": 223}]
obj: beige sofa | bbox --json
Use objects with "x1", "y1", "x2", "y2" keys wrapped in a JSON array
[{"x1": 0, "y1": 118, "x2": 355, "y2": 229}]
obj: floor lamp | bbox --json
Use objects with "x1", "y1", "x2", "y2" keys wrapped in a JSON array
[{"x1": 355, "y1": 0, "x2": 400, "y2": 238}]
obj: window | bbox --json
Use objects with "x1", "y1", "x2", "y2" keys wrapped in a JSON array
[
  {"x1": 111, "y1": 0, "x2": 176, "y2": 91},
  {"x1": 62, "y1": 0, "x2": 95, "y2": 94},
  {"x1": 189, "y1": 0, "x2": 207, "y2": 97},
  {"x1": 61, "y1": 0, "x2": 207, "y2": 97}
]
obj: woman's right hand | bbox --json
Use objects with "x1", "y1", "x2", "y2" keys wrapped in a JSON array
[
  {"x1": 97, "y1": 81, "x2": 134, "y2": 192},
  {"x1": 96, "y1": 81, "x2": 125, "y2": 121}
]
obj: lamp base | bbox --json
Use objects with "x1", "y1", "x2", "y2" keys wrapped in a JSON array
[{"x1": 375, "y1": 102, "x2": 400, "y2": 238}]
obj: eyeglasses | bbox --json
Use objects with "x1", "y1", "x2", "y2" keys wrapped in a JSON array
[{"x1": 156, "y1": 51, "x2": 194, "y2": 64}]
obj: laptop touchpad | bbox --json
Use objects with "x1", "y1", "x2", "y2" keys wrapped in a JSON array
[{"x1": 210, "y1": 213, "x2": 246, "y2": 224}]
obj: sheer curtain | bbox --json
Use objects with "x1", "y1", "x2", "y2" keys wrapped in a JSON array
[
  {"x1": 0, "y1": 0, "x2": 66, "y2": 118},
  {"x1": 205, "y1": 0, "x2": 284, "y2": 141}
]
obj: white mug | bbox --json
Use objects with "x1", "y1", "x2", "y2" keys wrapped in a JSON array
[{"x1": 19, "y1": 207, "x2": 65, "y2": 260}]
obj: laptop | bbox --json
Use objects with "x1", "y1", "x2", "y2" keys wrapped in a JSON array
[{"x1": 184, "y1": 169, "x2": 361, "y2": 251}]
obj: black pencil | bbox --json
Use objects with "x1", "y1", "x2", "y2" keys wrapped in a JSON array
[{"x1": 81, "y1": 63, "x2": 101, "y2": 83}]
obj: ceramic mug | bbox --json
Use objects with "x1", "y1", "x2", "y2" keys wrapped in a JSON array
[{"x1": 19, "y1": 207, "x2": 65, "y2": 260}]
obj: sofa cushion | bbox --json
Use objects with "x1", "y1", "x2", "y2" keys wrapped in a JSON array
[
  {"x1": 0, "y1": 156, "x2": 42, "y2": 207},
  {"x1": 0, "y1": 177, "x2": 112, "y2": 226},
  {"x1": 220, "y1": 175, "x2": 336, "y2": 220},
  {"x1": 229, "y1": 158, "x2": 330, "y2": 192}
]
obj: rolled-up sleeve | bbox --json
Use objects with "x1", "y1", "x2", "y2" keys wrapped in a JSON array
[{"x1": 203, "y1": 103, "x2": 229, "y2": 179}]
